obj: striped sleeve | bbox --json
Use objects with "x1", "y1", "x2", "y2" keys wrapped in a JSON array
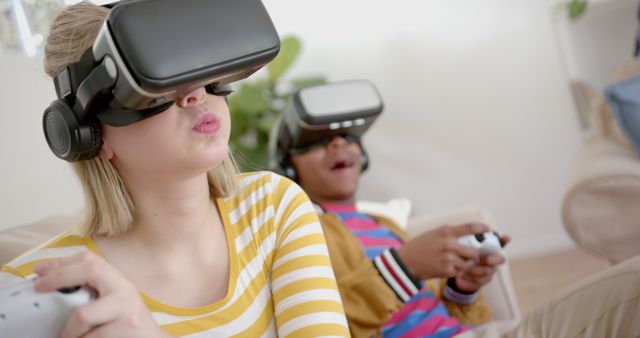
[
  {"x1": 372, "y1": 248, "x2": 424, "y2": 302},
  {"x1": 269, "y1": 175, "x2": 350, "y2": 337}
]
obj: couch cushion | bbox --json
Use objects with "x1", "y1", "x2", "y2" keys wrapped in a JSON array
[{"x1": 0, "y1": 215, "x2": 73, "y2": 266}]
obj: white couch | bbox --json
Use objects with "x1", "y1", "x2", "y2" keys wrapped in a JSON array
[{"x1": 0, "y1": 204, "x2": 521, "y2": 323}]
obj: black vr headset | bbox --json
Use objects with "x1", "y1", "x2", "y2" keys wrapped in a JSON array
[
  {"x1": 269, "y1": 79, "x2": 383, "y2": 180},
  {"x1": 43, "y1": 0, "x2": 280, "y2": 162}
]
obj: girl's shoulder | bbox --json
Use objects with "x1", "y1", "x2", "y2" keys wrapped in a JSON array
[
  {"x1": 234, "y1": 171, "x2": 299, "y2": 197},
  {"x1": 1, "y1": 230, "x2": 90, "y2": 279}
]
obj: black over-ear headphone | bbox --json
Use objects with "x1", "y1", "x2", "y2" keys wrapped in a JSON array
[{"x1": 43, "y1": 49, "x2": 113, "y2": 162}]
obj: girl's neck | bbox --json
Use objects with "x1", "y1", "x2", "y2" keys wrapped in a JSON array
[{"x1": 115, "y1": 172, "x2": 220, "y2": 250}]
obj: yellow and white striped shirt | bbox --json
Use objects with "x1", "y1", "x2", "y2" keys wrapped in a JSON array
[{"x1": 0, "y1": 171, "x2": 350, "y2": 337}]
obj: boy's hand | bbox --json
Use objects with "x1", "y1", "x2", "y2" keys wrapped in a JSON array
[
  {"x1": 396, "y1": 223, "x2": 490, "y2": 280},
  {"x1": 454, "y1": 234, "x2": 511, "y2": 293}
]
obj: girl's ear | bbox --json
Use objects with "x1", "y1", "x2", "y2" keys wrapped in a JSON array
[{"x1": 99, "y1": 139, "x2": 114, "y2": 160}]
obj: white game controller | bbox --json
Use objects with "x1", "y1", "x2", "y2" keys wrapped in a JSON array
[
  {"x1": 0, "y1": 278, "x2": 93, "y2": 338},
  {"x1": 458, "y1": 231, "x2": 504, "y2": 258}
]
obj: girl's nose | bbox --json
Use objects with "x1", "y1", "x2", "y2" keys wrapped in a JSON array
[{"x1": 176, "y1": 87, "x2": 206, "y2": 108}]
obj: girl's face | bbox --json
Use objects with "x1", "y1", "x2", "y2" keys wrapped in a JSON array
[
  {"x1": 290, "y1": 135, "x2": 362, "y2": 204},
  {"x1": 100, "y1": 87, "x2": 230, "y2": 179}
]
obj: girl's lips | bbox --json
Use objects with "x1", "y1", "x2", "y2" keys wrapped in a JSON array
[{"x1": 192, "y1": 112, "x2": 220, "y2": 134}]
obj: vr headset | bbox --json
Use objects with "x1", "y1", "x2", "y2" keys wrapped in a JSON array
[
  {"x1": 43, "y1": 0, "x2": 280, "y2": 162},
  {"x1": 269, "y1": 79, "x2": 383, "y2": 179}
]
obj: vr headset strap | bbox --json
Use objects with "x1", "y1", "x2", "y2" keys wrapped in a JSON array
[
  {"x1": 74, "y1": 55, "x2": 118, "y2": 122},
  {"x1": 53, "y1": 48, "x2": 118, "y2": 123}
]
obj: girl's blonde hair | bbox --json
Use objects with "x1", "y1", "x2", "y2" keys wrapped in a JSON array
[{"x1": 45, "y1": 4, "x2": 239, "y2": 236}]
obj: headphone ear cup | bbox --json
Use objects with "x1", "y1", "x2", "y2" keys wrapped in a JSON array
[
  {"x1": 284, "y1": 165, "x2": 297, "y2": 181},
  {"x1": 360, "y1": 152, "x2": 369, "y2": 172},
  {"x1": 43, "y1": 100, "x2": 102, "y2": 162},
  {"x1": 360, "y1": 146, "x2": 369, "y2": 172},
  {"x1": 281, "y1": 158, "x2": 297, "y2": 181}
]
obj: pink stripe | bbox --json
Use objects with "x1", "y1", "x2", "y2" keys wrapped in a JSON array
[
  {"x1": 398, "y1": 315, "x2": 467, "y2": 338},
  {"x1": 359, "y1": 236, "x2": 404, "y2": 247},
  {"x1": 343, "y1": 218, "x2": 379, "y2": 231},
  {"x1": 385, "y1": 297, "x2": 441, "y2": 326},
  {"x1": 321, "y1": 203, "x2": 357, "y2": 213}
]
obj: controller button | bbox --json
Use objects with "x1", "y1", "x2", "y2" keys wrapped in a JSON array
[{"x1": 58, "y1": 286, "x2": 81, "y2": 294}]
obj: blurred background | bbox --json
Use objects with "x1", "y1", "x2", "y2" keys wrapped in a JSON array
[{"x1": 0, "y1": 0, "x2": 636, "y2": 265}]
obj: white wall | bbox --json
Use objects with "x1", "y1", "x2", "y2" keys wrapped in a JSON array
[
  {"x1": 262, "y1": 0, "x2": 587, "y2": 258},
  {"x1": 0, "y1": 53, "x2": 84, "y2": 229},
  {"x1": 1, "y1": 0, "x2": 624, "y2": 258}
]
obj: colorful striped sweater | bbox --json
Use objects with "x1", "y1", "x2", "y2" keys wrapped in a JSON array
[{"x1": 322, "y1": 203, "x2": 471, "y2": 338}]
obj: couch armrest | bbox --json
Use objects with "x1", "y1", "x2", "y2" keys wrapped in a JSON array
[
  {"x1": 563, "y1": 137, "x2": 640, "y2": 264},
  {"x1": 407, "y1": 206, "x2": 522, "y2": 323}
]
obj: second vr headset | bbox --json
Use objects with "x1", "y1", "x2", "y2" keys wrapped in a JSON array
[
  {"x1": 43, "y1": 0, "x2": 280, "y2": 162},
  {"x1": 269, "y1": 79, "x2": 383, "y2": 180}
]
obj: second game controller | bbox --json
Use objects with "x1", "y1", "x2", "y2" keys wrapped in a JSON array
[{"x1": 458, "y1": 231, "x2": 504, "y2": 257}]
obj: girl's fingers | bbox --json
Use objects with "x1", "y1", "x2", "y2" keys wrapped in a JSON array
[
  {"x1": 34, "y1": 252, "x2": 86, "y2": 276},
  {"x1": 34, "y1": 252, "x2": 117, "y2": 296},
  {"x1": 60, "y1": 296, "x2": 121, "y2": 338},
  {"x1": 35, "y1": 262, "x2": 96, "y2": 292}
]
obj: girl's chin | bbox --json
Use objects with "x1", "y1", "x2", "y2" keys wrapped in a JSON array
[{"x1": 183, "y1": 148, "x2": 230, "y2": 172}]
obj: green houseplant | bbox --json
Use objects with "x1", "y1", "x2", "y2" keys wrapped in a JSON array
[
  {"x1": 565, "y1": 0, "x2": 589, "y2": 19},
  {"x1": 228, "y1": 35, "x2": 326, "y2": 171}
]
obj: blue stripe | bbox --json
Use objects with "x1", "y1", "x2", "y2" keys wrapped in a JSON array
[
  {"x1": 381, "y1": 291, "x2": 460, "y2": 338},
  {"x1": 351, "y1": 228, "x2": 403, "y2": 238},
  {"x1": 382, "y1": 315, "x2": 463, "y2": 338},
  {"x1": 364, "y1": 247, "x2": 387, "y2": 259}
]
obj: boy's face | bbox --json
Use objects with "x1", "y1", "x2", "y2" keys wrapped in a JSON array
[{"x1": 289, "y1": 135, "x2": 362, "y2": 204}]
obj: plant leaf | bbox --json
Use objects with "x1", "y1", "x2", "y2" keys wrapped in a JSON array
[
  {"x1": 267, "y1": 35, "x2": 302, "y2": 84},
  {"x1": 257, "y1": 113, "x2": 279, "y2": 134},
  {"x1": 568, "y1": 0, "x2": 588, "y2": 20},
  {"x1": 290, "y1": 75, "x2": 327, "y2": 90},
  {"x1": 229, "y1": 82, "x2": 270, "y2": 116}
]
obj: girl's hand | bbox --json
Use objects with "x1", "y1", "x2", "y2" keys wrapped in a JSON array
[{"x1": 33, "y1": 251, "x2": 174, "y2": 338}]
